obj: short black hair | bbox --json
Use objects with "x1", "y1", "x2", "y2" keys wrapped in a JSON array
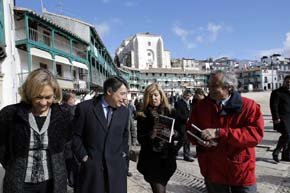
[
  {"x1": 103, "y1": 76, "x2": 129, "y2": 95},
  {"x1": 183, "y1": 89, "x2": 192, "y2": 95},
  {"x1": 284, "y1": 75, "x2": 290, "y2": 81},
  {"x1": 195, "y1": 88, "x2": 205, "y2": 96},
  {"x1": 62, "y1": 91, "x2": 75, "y2": 103}
]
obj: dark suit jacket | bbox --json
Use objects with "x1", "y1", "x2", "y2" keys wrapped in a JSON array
[
  {"x1": 270, "y1": 86, "x2": 290, "y2": 132},
  {"x1": 72, "y1": 95, "x2": 129, "y2": 193},
  {"x1": 174, "y1": 98, "x2": 191, "y2": 128}
]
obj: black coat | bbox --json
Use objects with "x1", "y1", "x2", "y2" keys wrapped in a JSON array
[
  {"x1": 72, "y1": 95, "x2": 129, "y2": 193},
  {"x1": 136, "y1": 106, "x2": 181, "y2": 185},
  {"x1": 0, "y1": 102, "x2": 72, "y2": 193},
  {"x1": 270, "y1": 86, "x2": 290, "y2": 131},
  {"x1": 174, "y1": 98, "x2": 191, "y2": 129}
]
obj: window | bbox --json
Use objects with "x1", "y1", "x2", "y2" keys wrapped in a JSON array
[
  {"x1": 264, "y1": 77, "x2": 268, "y2": 83},
  {"x1": 79, "y1": 69, "x2": 85, "y2": 80},
  {"x1": 56, "y1": 64, "x2": 62, "y2": 77},
  {"x1": 43, "y1": 30, "x2": 51, "y2": 46},
  {"x1": 73, "y1": 70, "x2": 77, "y2": 79},
  {"x1": 28, "y1": 22, "x2": 38, "y2": 41},
  {"x1": 39, "y1": 63, "x2": 48, "y2": 69}
]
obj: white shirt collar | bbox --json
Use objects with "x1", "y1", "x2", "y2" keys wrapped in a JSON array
[{"x1": 216, "y1": 95, "x2": 231, "y2": 106}]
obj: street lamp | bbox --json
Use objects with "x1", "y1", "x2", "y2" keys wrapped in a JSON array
[{"x1": 270, "y1": 55, "x2": 274, "y2": 91}]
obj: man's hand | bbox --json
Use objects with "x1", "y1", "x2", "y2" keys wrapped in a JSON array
[
  {"x1": 273, "y1": 119, "x2": 281, "y2": 124},
  {"x1": 196, "y1": 140, "x2": 217, "y2": 147},
  {"x1": 201, "y1": 128, "x2": 219, "y2": 140},
  {"x1": 82, "y1": 155, "x2": 88, "y2": 162}
]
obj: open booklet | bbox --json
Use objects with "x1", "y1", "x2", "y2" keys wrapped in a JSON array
[
  {"x1": 154, "y1": 115, "x2": 175, "y2": 143},
  {"x1": 187, "y1": 123, "x2": 218, "y2": 146}
]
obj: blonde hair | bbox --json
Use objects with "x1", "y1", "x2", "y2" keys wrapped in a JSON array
[
  {"x1": 142, "y1": 83, "x2": 171, "y2": 112},
  {"x1": 19, "y1": 68, "x2": 62, "y2": 104}
]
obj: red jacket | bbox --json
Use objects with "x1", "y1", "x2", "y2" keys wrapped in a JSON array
[{"x1": 186, "y1": 92, "x2": 264, "y2": 186}]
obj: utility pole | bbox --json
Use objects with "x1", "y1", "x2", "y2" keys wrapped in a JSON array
[
  {"x1": 40, "y1": 0, "x2": 46, "y2": 13},
  {"x1": 270, "y1": 55, "x2": 274, "y2": 91},
  {"x1": 272, "y1": 63, "x2": 274, "y2": 90}
]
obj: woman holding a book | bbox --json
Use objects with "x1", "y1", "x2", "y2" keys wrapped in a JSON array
[{"x1": 136, "y1": 83, "x2": 181, "y2": 193}]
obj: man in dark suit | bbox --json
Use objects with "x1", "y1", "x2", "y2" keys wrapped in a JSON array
[
  {"x1": 270, "y1": 75, "x2": 290, "y2": 162},
  {"x1": 72, "y1": 76, "x2": 129, "y2": 193},
  {"x1": 174, "y1": 89, "x2": 194, "y2": 162}
]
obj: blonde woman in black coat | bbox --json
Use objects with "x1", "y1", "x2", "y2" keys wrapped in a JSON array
[
  {"x1": 0, "y1": 69, "x2": 72, "y2": 193},
  {"x1": 136, "y1": 83, "x2": 181, "y2": 193}
]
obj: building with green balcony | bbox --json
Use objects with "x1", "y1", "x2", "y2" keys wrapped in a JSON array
[
  {"x1": 14, "y1": 7, "x2": 90, "y2": 93},
  {"x1": 43, "y1": 11, "x2": 120, "y2": 91},
  {"x1": 0, "y1": 0, "x2": 6, "y2": 60}
]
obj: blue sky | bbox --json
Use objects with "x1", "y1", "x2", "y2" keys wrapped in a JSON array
[{"x1": 16, "y1": 0, "x2": 290, "y2": 60}]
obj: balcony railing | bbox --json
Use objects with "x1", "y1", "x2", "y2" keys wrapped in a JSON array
[{"x1": 16, "y1": 27, "x2": 87, "y2": 60}]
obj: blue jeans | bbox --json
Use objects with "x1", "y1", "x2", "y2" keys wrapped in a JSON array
[{"x1": 205, "y1": 179, "x2": 257, "y2": 193}]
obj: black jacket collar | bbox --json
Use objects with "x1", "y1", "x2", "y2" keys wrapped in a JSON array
[{"x1": 220, "y1": 91, "x2": 242, "y2": 115}]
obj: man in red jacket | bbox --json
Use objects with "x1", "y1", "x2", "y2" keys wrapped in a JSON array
[{"x1": 187, "y1": 70, "x2": 264, "y2": 193}]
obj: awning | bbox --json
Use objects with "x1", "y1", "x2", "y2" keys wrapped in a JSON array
[
  {"x1": 72, "y1": 61, "x2": 88, "y2": 70},
  {"x1": 55, "y1": 55, "x2": 71, "y2": 65},
  {"x1": 30, "y1": 48, "x2": 52, "y2": 60}
]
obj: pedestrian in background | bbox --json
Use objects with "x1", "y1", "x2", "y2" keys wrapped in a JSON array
[
  {"x1": 270, "y1": 75, "x2": 290, "y2": 162},
  {"x1": 174, "y1": 89, "x2": 194, "y2": 162},
  {"x1": 123, "y1": 98, "x2": 137, "y2": 177},
  {"x1": 62, "y1": 91, "x2": 78, "y2": 191},
  {"x1": 192, "y1": 88, "x2": 206, "y2": 107},
  {"x1": 136, "y1": 83, "x2": 182, "y2": 193},
  {"x1": 187, "y1": 70, "x2": 264, "y2": 193},
  {"x1": 72, "y1": 76, "x2": 129, "y2": 193},
  {"x1": 0, "y1": 68, "x2": 73, "y2": 193}
]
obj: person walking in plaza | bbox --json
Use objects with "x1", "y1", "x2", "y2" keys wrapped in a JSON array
[
  {"x1": 123, "y1": 98, "x2": 137, "y2": 177},
  {"x1": 0, "y1": 68, "x2": 73, "y2": 193},
  {"x1": 187, "y1": 70, "x2": 264, "y2": 193},
  {"x1": 192, "y1": 88, "x2": 206, "y2": 107},
  {"x1": 174, "y1": 89, "x2": 194, "y2": 162},
  {"x1": 61, "y1": 91, "x2": 79, "y2": 191},
  {"x1": 270, "y1": 75, "x2": 290, "y2": 162},
  {"x1": 136, "y1": 83, "x2": 182, "y2": 193},
  {"x1": 72, "y1": 76, "x2": 129, "y2": 193}
]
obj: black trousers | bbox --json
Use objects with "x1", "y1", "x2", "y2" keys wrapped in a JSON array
[
  {"x1": 66, "y1": 157, "x2": 80, "y2": 192},
  {"x1": 23, "y1": 179, "x2": 53, "y2": 193},
  {"x1": 182, "y1": 127, "x2": 191, "y2": 158},
  {"x1": 274, "y1": 122, "x2": 290, "y2": 160}
]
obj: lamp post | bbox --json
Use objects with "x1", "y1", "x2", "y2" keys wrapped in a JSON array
[
  {"x1": 270, "y1": 55, "x2": 274, "y2": 91},
  {"x1": 272, "y1": 63, "x2": 274, "y2": 90}
]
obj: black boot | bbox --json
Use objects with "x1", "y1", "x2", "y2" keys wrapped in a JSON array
[
  {"x1": 272, "y1": 150, "x2": 280, "y2": 163},
  {"x1": 184, "y1": 156, "x2": 194, "y2": 162}
]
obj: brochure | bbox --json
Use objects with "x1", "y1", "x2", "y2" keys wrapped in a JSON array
[{"x1": 155, "y1": 115, "x2": 175, "y2": 143}]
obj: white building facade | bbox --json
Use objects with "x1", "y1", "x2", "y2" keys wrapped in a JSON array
[
  {"x1": 115, "y1": 32, "x2": 171, "y2": 70},
  {"x1": 0, "y1": 0, "x2": 20, "y2": 108}
]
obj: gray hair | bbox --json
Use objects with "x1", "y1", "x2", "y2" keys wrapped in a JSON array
[{"x1": 211, "y1": 70, "x2": 238, "y2": 91}]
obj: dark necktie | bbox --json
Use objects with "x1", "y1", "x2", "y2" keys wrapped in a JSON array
[{"x1": 106, "y1": 106, "x2": 113, "y2": 127}]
